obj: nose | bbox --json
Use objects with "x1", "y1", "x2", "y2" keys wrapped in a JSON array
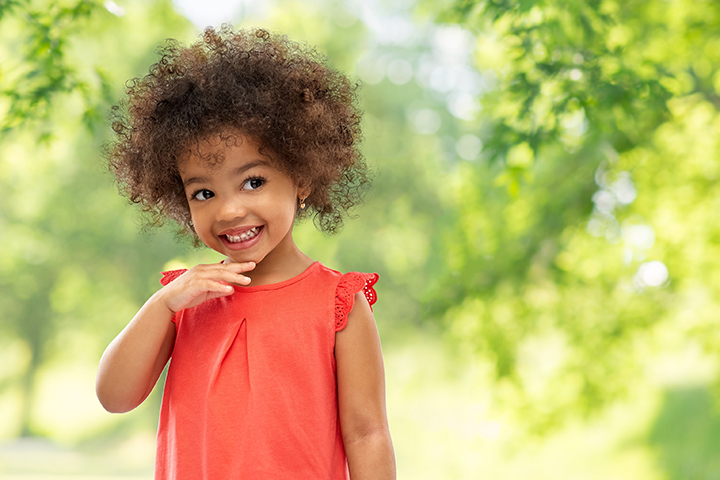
[{"x1": 215, "y1": 194, "x2": 247, "y2": 222}]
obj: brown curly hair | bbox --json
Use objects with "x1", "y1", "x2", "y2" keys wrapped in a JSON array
[{"x1": 107, "y1": 25, "x2": 369, "y2": 236}]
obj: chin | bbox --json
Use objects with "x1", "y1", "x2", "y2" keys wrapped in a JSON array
[{"x1": 226, "y1": 252, "x2": 263, "y2": 265}]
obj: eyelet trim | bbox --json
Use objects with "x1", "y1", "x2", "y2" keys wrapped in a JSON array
[
  {"x1": 160, "y1": 269, "x2": 187, "y2": 286},
  {"x1": 335, "y1": 272, "x2": 379, "y2": 332}
]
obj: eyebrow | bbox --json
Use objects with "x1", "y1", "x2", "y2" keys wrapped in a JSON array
[{"x1": 183, "y1": 159, "x2": 272, "y2": 189}]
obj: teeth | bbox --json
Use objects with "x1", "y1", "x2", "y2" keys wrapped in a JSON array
[{"x1": 225, "y1": 227, "x2": 259, "y2": 243}]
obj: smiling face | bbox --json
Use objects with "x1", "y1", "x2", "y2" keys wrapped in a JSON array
[{"x1": 179, "y1": 134, "x2": 310, "y2": 277}]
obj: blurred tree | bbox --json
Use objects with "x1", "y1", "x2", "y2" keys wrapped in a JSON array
[
  {"x1": 0, "y1": 0, "x2": 108, "y2": 137},
  {"x1": 414, "y1": 0, "x2": 720, "y2": 429},
  {"x1": 0, "y1": 0, "x2": 194, "y2": 437},
  {"x1": 3, "y1": 0, "x2": 718, "y2": 445},
  {"x1": 263, "y1": 1, "x2": 450, "y2": 329}
]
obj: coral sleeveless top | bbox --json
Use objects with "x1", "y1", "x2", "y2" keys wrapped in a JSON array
[{"x1": 154, "y1": 262, "x2": 378, "y2": 480}]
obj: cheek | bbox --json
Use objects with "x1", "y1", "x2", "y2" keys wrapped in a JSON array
[
  {"x1": 272, "y1": 201, "x2": 296, "y2": 222},
  {"x1": 270, "y1": 199, "x2": 299, "y2": 230}
]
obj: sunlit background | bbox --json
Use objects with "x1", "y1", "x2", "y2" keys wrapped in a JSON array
[{"x1": 1, "y1": 0, "x2": 720, "y2": 478}]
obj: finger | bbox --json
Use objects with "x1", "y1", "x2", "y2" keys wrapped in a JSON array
[
  {"x1": 198, "y1": 278, "x2": 237, "y2": 295},
  {"x1": 163, "y1": 278, "x2": 235, "y2": 313},
  {"x1": 184, "y1": 262, "x2": 254, "y2": 287},
  {"x1": 217, "y1": 277, "x2": 251, "y2": 287},
  {"x1": 189, "y1": 261, "x2": 254, "y2": 274},
  {"x1": 221, "y1": 261, "x2": 256, "y2": 273},
  {"x1": 215, "y1": 262, "x2": 255, "y2": 285},
  {"x1": 210, "y1": 269, "x2": 253, "y2": 287}
]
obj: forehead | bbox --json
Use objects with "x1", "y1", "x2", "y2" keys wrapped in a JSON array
[{"x1": 179, "y1": 133, "x2": 268, "y2": 173}]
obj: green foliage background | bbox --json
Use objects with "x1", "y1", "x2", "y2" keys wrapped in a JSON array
[{"x1": 1, "y1": 0, "x2": 719, "y2": 478}]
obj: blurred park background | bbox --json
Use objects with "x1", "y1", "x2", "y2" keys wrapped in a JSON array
[{"x1": 1, "y1": 0, "x2": 720, "y2": 478}]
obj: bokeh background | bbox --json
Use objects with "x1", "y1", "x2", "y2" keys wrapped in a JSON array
[{"x1": 1, "y1": 0, "x2": 720, "y2": 478}]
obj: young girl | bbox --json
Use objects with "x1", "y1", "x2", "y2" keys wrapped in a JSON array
[{"x1": 96, "y1": 26, "x2": 395, "y2": 479}]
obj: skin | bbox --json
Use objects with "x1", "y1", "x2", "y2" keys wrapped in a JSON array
[
  {"x1": 337, "y1": 292, "x2": 396, "y2": 479},
  {"x1": 96, "y1": 133, "x2": 395, "y2": 479}
]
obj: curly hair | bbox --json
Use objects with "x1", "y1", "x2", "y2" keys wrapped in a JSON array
[{"x1": 107, "y1": 25, "x2": 369, "y2": 236}]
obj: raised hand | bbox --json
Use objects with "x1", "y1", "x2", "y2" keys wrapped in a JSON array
[
  {"x1": 97, "y1": 260, "x2": 255, "y2": 413},
  {"x1": 158, "y1": 262, "x2": 256, "y2": 313}
]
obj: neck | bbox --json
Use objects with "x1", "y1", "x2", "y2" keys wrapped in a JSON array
[{"x1": 233, "y1": 239, "x2": 314, "y2": 287}]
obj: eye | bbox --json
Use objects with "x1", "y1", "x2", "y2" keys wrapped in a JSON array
[
  {"x1": 242, "y1": 177, "x2": 265, "y2": 190},
  {"x1": 192, "y1": 189, "x2": 214, "y2": 201}
]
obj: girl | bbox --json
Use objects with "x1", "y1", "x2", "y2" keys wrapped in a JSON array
[{"x1": 96, "y1": 26, "x2": 395, "y2": 479}]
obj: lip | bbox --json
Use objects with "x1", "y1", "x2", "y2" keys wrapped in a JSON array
[
  {"x1": 218, "y1": 225, "x2": 264, "y2": 251},
  {"x1": 219, "y1": 225, "x2": 261, "y2": 237}
]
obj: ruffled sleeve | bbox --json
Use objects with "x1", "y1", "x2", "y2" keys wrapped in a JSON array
[
  {"x1": 160, "y1": 269, "x2": 187, "y2": 286},
  {"x1": 334, "y1": 272, "x2": 379, "y2": 332}
]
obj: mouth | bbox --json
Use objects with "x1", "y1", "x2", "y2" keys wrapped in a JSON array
[{"x1": 222, "y1": 226, "x2": 262, "y2": 244}]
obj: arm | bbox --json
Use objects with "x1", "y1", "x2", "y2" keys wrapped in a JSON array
[
  {"x1": 336, "y1": 292, "x2": 396, "y2": 480},
  {"x1": 96, "y1": 291, "x2": 176, "y2": 413},
  {"x1": 96, "y1": 261, "x2": 255, "y2": 413}
]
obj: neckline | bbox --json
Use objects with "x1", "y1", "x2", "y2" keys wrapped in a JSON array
[{"x1": 232, "y1": 261, "x2": 320, "y2": 292}]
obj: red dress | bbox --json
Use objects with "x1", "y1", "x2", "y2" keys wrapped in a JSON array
[{"x1": 154, "y1": 262, "x2": 378, "y2": 479}]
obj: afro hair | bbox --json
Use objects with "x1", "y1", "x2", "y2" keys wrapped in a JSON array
[{"x1": 107, "y1": 25, "x2": 370, "y2": 236}]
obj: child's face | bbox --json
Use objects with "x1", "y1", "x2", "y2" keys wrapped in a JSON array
[{"x1": 179, "y1": 135, "x2": 307, "y2": 266}]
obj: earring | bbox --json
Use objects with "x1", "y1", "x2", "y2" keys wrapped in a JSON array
[{"x1": 299, "y1": 197, "x2": 306, "y2": 209}]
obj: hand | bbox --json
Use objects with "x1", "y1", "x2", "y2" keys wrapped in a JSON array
[{"x1": 157, "y1": 261, "x2": 255, "y2": 313}]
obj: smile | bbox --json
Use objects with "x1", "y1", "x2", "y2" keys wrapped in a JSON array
[{"x1": 224, "y1": 227, "x2": 261, "y2": 243}]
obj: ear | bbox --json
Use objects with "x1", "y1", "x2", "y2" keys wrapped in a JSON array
[{"x1": 297, "y1": 181, "x2": 312, "y2": 200}]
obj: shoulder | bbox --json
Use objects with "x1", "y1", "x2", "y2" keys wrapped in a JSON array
[
  {"x1": 306, "y1": 262, "x2": 379, "y2": 331},
  {"x1": 334, "y1": 270, "x2": 379, "y2": 332}
]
